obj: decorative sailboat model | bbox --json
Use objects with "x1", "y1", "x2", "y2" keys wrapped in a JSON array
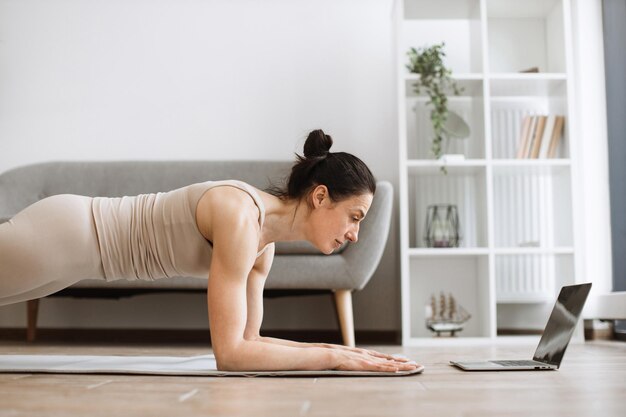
[{"x1": 425, "y1": 292, "x2": 471, "y2": 337}]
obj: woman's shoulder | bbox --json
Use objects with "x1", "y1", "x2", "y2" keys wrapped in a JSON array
[
  {"x1": 192, "y1": 179, "x2": 261, "y2": 204},
  {"x1": 192, "y1": 178, "x2": 257, "y2": 190},
  {"x1": 194, "y1": 181, "x2": 262, "y2": 240},
  {"x1": 202, "y1": 184, "x2": 260, "y2": 221}
]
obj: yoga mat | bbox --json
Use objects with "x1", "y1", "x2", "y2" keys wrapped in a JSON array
[{"x1": 0, "y1": 354, "x2": 424, "y2": 377}]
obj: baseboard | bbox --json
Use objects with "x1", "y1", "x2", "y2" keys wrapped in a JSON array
[
  {"x1": 499, "y1": 326, "x2": 626, "y2": 341},
  {"x1": 497, "y1": 328, "x2": 543, "y2": 336},
  {"x1": 0, "y1": 328, "x2": 400, "y2": 346}
]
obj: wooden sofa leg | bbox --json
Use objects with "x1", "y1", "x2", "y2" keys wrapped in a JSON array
[
  {"x1": 27, "y1": 299, "x2": 39, "y2": 343},
  {"x1": 333, "y1": 290, "x2": 355, "y2": 348}
]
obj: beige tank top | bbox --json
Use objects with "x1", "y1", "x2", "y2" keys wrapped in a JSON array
[{"x1": 92, "y1": 180, "x2": 267, "y2": 282}]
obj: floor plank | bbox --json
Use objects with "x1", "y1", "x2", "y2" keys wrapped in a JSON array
[{"x1": 0, "y1": 340, "x2": 623, "y2": 416}]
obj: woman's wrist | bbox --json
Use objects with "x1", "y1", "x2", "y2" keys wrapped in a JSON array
[
  {"x1": 315, "y1": 342, "x2": 346, "y2": 350},
  {"x1": 324, "y1": 347, "x2": 339, "y2": 369}
]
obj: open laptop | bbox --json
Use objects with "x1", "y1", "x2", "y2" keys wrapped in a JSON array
[{"x1": 450, "y1": 282, "x2": 592, "y2": 371}]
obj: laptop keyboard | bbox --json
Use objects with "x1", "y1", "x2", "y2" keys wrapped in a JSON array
[{"x1": 490, "y1": 360, "x2": 544, "y2": 367}]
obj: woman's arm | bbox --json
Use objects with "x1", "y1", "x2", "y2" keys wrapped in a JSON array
[
  {"x1": 242, "y1": 236, "x2": 413, "y2": 364},
  {"x1": 241, "y1": 243, "x2": 317, "y2": 350},
  {"x1": 207, "y1": 196, "x2": 336, "y2": 371},
  {"x1": 207, "y1": 189, "x2": 416, "y2": 372}
]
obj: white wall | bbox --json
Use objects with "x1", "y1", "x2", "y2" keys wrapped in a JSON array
[{"x1": 0, "y1": 0, "x2": 401, "y2": 332}]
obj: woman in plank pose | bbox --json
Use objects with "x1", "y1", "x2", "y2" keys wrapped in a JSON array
[{"x1": 0, "y1": 129, "x2": 419, "y2": 373}]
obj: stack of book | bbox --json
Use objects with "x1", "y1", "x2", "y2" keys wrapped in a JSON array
[{"x1": 515, "y1": 115, "x2": 565, "y2": 159}]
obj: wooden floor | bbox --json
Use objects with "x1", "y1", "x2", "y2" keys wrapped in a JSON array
[{"x1": 0, "y1": 340, "x2": 624, "y2": 416}]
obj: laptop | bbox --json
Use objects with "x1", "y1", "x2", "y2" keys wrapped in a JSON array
[{"x1": 450, "y1": 282, "x2": 592, "y2": 371}]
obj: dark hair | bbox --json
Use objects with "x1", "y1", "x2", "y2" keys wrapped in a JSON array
[{"x1": 267, "y1": 129, "x2": 376, "y2": 203}]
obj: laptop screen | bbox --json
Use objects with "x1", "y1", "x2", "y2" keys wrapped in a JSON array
[{"x1": 532, "y1": 283, "x2": 592, "y2": 368}]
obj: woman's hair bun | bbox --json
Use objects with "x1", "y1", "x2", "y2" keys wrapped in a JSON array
[
  {"x1": 303, "y1": 129, "x2": 333, "y2": 159},
  {"x1": 265, "y1": 128, "x2": 376, "y2": 202}
]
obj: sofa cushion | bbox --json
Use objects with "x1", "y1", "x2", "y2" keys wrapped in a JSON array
[{"x1": 74, "y1": 252, "x2": 356, "y2": 290}]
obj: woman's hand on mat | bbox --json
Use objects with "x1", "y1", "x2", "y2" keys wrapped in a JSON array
[
  {"x1": 330, "y1": 349, "x2": 420, "y2": 373},
  {"x1": 315, "y1": 343, "x2": 414, "y2": 364}
]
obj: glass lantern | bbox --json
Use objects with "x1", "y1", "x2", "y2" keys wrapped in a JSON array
[{"x1": 424, "y1": 204, "x2": 461, "y2": 248}]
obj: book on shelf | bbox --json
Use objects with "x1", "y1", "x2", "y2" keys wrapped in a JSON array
[
  {"x1": 515, "y1": 116, "x2": 532, "y2": 159},
  {"x1": 517, "y1": 115, "x2": 537, "y2": 159},
  {"x1": 529, "y1": 115, "x2": 547, "y2": 158},
  {"x1": 515, "y1": 114, "x2": 566, "y2": 159},
  {"x1": 547, "y1": 116, "x2": 565, "y2": 158},
  {"x1": 538, "y1": 115, "x2": 556, "y2": 158}
]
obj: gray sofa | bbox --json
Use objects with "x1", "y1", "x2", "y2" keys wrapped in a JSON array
[{"x1": 0, "y1": 161, "x2": 393, "y2": 346}]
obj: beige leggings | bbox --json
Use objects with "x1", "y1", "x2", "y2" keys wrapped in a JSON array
[{"x1": 0, "y1": 194, "x2": 105, "y2": 307}]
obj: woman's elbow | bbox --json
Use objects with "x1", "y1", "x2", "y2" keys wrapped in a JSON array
[
  {"x1": 213, "y1": 341, "x2": 249, "y2": 371},
  {"x1": 215, "y1": 350, "x2": 237, "y2": 371}
]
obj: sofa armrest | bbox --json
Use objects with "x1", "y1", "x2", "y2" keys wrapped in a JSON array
[
  {"x1": 0, "y1": 180, "x2": 14, "y2": 222},
  {"x1": 0, "y1": 164, "x2": 47, "y2": 221},
  {"x1": 0, "y1": 177, "x2": 22, "y2": 222},
  {"x1": 339, "y1": 181, "x2": 393, "y2": 291}
]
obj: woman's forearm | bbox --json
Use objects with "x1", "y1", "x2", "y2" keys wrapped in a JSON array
[
  {"x1": 217, "y1": 339, "x2": 335, "y2": 371},
  {"x1": 256, "y1": 335, "x2": 320, "y2": 349}
]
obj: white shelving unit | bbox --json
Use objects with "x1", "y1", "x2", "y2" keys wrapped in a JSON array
[{"x1": 395, "y1": 0, "x2": 581, "y2": 346}]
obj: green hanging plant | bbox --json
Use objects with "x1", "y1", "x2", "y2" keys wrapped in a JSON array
[{"x1": 406, "y1": 43, "x2": 464, "y2": 163}]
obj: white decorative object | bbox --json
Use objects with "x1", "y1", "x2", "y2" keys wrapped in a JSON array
[{"x1": 426, "y1": 292, "x2": 472, "y2": 337}]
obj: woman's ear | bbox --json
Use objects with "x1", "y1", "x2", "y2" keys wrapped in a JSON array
[{"x1": 311, "y1": 185, "x2": 329, "y2": 208}]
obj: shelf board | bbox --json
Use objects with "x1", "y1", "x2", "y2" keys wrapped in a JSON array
[
  {"x1": 402, "y1": 335, "x2": 541, "y2": 347},
  {"x1": 497, "y1": 297, "x2": 553, "y2": 304},
  {"x1": 493, "y1": 247, "x2": 574, "y2": 255},
  {"x1": 405, "y1": 74, "x2": 483, "y2": 97},
  {"x1": 402, "y1": 337, "x2": 493, "y2": 347},
  {"x1": 491, "y1": 159, "x2": 570, "y2": 166},
  {"x1": 407, "y1": 247, "x2": 573, "y2": 257},
  {"x1": 408, "y1": 159, "x2": 570, "y2": 168},
  {"x1": 408, "y1": 248, "x2": 489, "y2": 257},
  {"x1": 490, "y1": 335, "x2": 542, "y2": 345},
  {"x1": 492, "y1": 161, "x2": 571, "y2": 176},
  {"x1": 406, "y1": 73, "x2": 484, "y2": 81},
  {"x1": 404, "y1": 72, "x2": 567, "y2": 97},
  {"x1": 488, "y1": 73, "x2": 566, "y2": 80},
  {"x1": 407, "y1": 159, "x2": 486, "y2": 175}
]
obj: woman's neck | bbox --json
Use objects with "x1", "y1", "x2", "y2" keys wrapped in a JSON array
[{"x1": 257, "y1": 190, "x2": 309, "y2": 246}]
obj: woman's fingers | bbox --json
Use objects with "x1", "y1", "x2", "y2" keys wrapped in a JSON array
[
  {"x1": 357, "y1": 348, "x2": 412, "y2": 363},
  {"x1": 366, "y1": 357, "x2": 418, "y2": 372},
  {"x1": 367, "y1": 353, "x2": 421, "y2": 371},
  {"x1": 327, "y1": 344, "x2": 418, "y2": 370},
  {"x1": 372, "y1": 354, "x2": 418, "y2": 368}
]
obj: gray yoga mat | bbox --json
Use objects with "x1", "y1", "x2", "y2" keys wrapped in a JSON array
[{"x1": 0, "y1": 353, "x2": 424, "y2": 377}]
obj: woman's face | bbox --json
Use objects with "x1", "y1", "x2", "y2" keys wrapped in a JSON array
[{"x1": 306, "y1": 185, "x2": 373, "y2": 255}]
